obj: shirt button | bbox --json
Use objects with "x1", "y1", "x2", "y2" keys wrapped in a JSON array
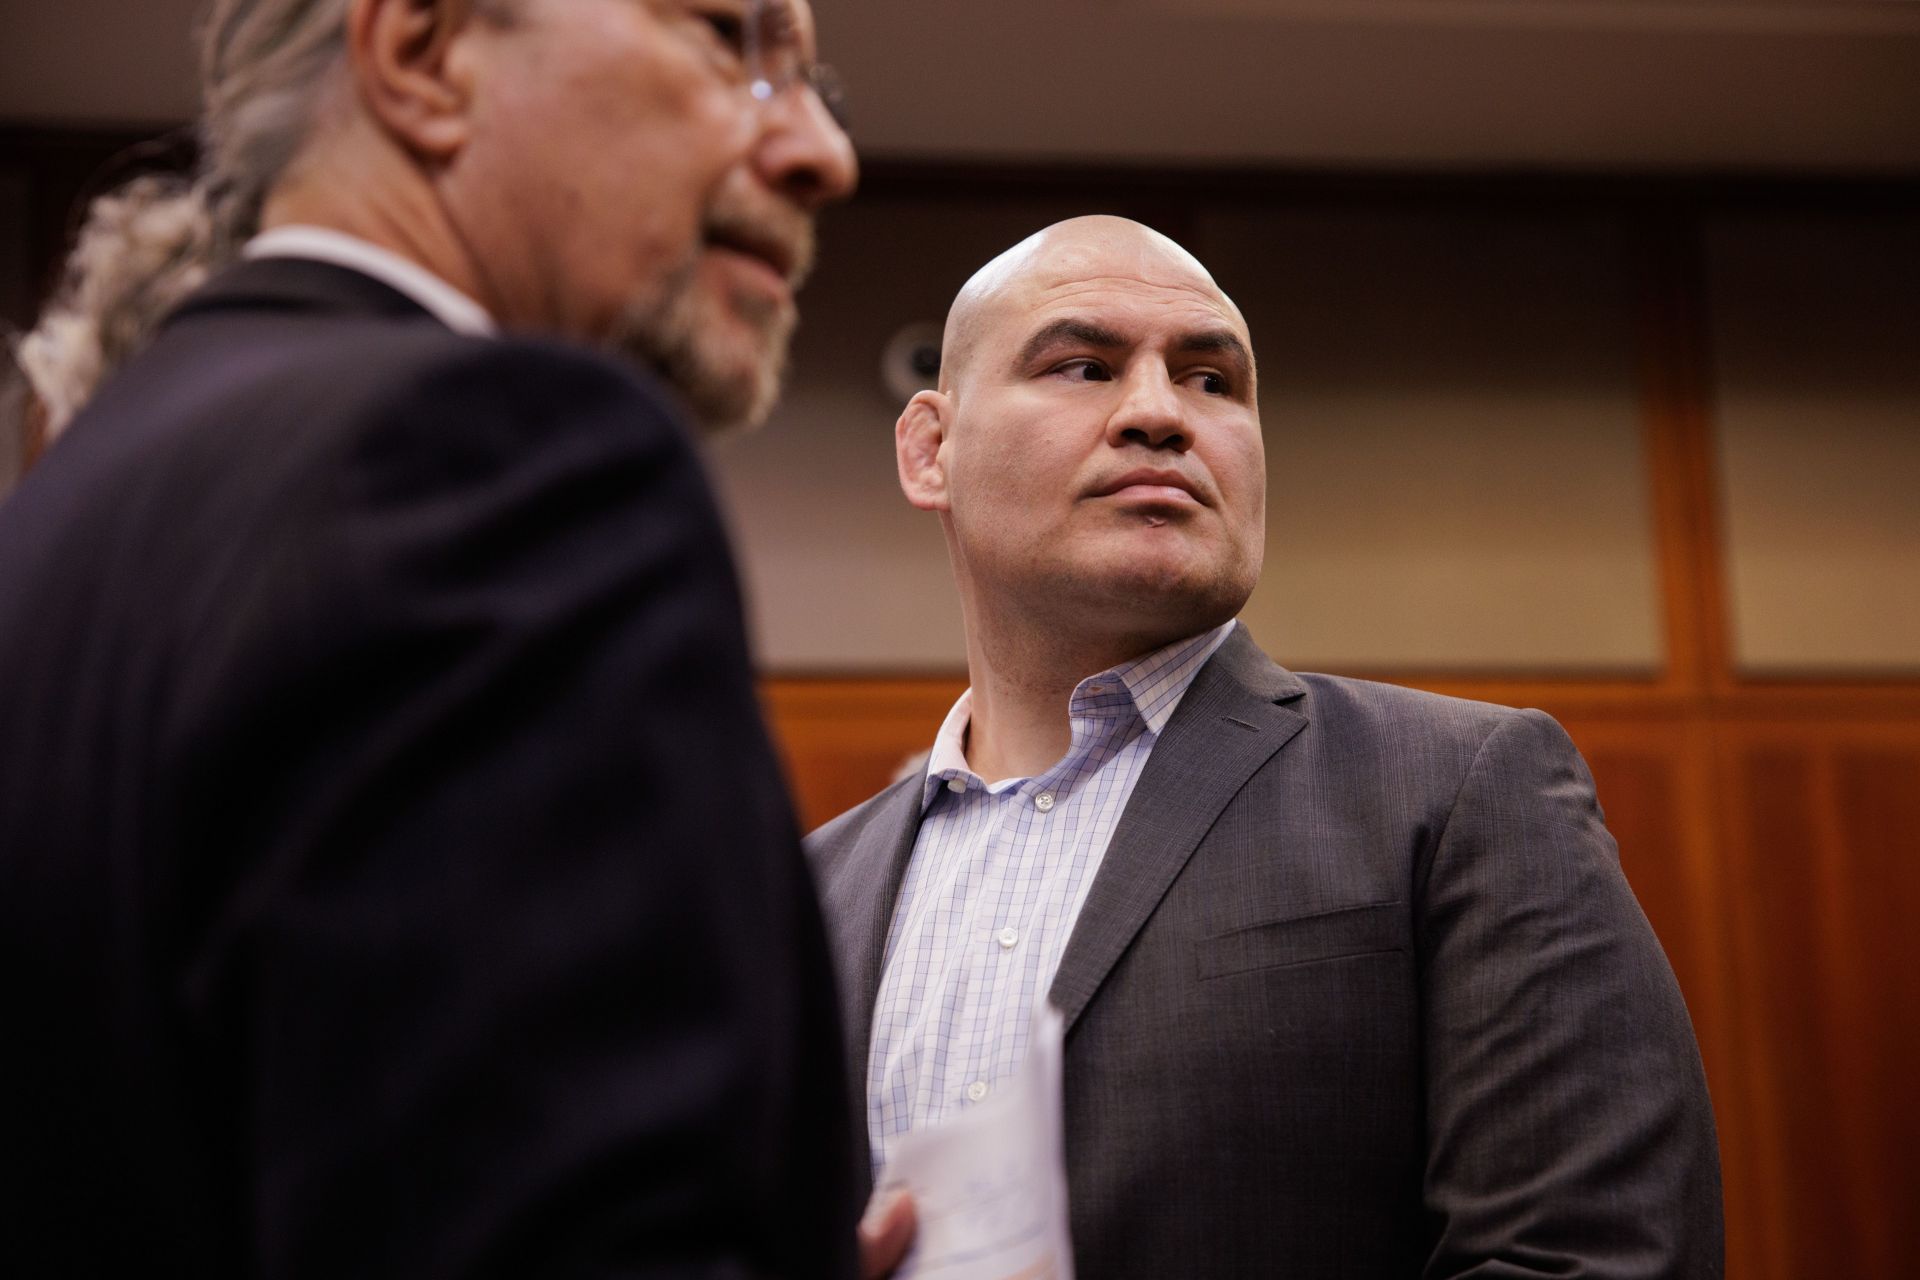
[
  {"x1": 946, "y1": 777, "x2": 965, "y2": 793},
  {"x1": 967, "y1": 1080, "x2": 990, "y2": 1103},
  {"x1": 1034, "y1": 791, "x2": 1056, "y2": 812},
  {"x1": 997, "y1": 928, "x2": 1019, "y2": 950}
]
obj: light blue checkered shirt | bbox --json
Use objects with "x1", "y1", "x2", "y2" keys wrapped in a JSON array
[{"x1": 866, "y1": 621, "x2": 1236, "y2": 1171}]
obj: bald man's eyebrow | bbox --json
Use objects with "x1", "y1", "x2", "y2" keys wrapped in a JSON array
[
  {"x1": 1014, "y1": 319, "x2": 1254, "y2": 384},
  {"x1": 1175, "y1": 330, "x2": 1255, "y2": 379},
  {"x1": 1015, "y1": 319, "x2": 1131, "y2": 368},
  {"x1": 1177, "y1": 330, "x2": 1251, "y2": 362}
]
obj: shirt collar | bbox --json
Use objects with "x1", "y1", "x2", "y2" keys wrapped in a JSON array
[
  {"x1": 921, "y1": 690, "x2": 980, "y2": 808},
  {"x1": 920, "y1": 620, "x2": 1237, "y2": 811},
  {"x1": 243, "y1": 225, "x2": 497, "y2": 338}
]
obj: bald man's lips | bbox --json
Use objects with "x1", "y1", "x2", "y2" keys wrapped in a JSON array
[{"x1": 1091, "y1": 468, "x2": 1205, "y2": 506}]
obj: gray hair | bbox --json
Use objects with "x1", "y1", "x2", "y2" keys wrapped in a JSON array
[{"x1": 13, "y1": 0, "x2": 356, "y2": 439}]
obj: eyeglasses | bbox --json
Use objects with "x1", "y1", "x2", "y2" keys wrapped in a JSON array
[{"x1": 740, "y1": 0, "x2": 849, "y2": 129}]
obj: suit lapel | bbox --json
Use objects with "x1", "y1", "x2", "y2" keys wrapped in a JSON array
[
  {"x1": 822, "y1": 778, "x2": 925, "y2": 1097},
  {"x1": 1047, "y1": 625, "x2": 1310, "y2": 1032}
]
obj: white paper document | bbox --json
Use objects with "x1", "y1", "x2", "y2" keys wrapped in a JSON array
[{"x1": 874, "y1": 1004, "x2": 1075, "y2": 1280}]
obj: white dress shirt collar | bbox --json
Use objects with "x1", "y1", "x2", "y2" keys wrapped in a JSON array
[
  {"x1": 243, "y1": 225, "x2": 497, "y2": 338},
  {"x1": 921, "y1": 620, "x2": 1237, "y2": 810}
]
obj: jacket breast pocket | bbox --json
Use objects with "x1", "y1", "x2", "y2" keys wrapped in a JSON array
[{"x1": 1194, "y1": 900, "x2": 1407, "y2": 981}]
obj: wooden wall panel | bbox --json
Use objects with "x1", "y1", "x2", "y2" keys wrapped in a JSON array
[
  {"x1": 1556, "y1": 712, "x2": 1764, "y2": 1279},
  {"x1": 764, "y1": 678, "x2": 962, "y2": 830},
  {"x1": 1714, "y1": 724, "x2": 1920, "y2": 1280},
  {"x1": 1831, "y1": 744, "x2": 1920, "y2": 1242},
  {"x1": 1560, "y1": 717, "x2": 1722, "y2": 1016}
]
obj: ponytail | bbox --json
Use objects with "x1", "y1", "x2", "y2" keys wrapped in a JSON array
[
  {"x1": 14, "y1": 175, "x2": 224, "y2": 439},
  {"x1": 12, "y1": 0, "x2": 363, "y2": 442}
]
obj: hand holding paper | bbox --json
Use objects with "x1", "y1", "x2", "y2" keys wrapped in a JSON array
[{"x1": 871, "y1": 1004, "x2": 1074, "y2": 1280}]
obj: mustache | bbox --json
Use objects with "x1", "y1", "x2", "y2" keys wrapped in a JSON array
[{"x1": 702, "y1": 196, "x2": 817, "y2": 289}]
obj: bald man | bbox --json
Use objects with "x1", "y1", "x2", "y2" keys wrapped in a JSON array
[{"x1": 808, "y1": 217, "x2": 1723, "y2": 1278}]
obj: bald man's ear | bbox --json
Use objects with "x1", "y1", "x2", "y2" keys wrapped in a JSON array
[
  {"x1": 346, "y1": 0, "x2": 482, "y2": 160},
  {"x1": 897, "y1": 391, "x2": 953, "y2": 512}
]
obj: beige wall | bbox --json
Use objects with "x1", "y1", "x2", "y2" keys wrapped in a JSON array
[
  {"x1": 710, "y1": 196, "x2": 1666, "y2": 675},
  {"x1": 1708, "y1": 212, "x2": 1920, "y2": 675},
  {"x1": 4, "y1": 170, "x2": 1913, "y2": 680},
  {"x1": 1196, "y1": 206, "x2": 1661, "y2": 673}
]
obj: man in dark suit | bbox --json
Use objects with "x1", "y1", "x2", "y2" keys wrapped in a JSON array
[
  {"x1": 0, "y1": 1, "x2": 885, "y2": 1275},
  {"x1": 810, "y1": 216, "x2": 1724, "y2": 1278}
]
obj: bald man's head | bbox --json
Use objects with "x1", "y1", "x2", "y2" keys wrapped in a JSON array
[
  {"x1": 896, "y1": 214, "x2": 1265, "y2": 658},
  {"x1": 938, "y1": 215, "x2": 1250, "y2": 398}
]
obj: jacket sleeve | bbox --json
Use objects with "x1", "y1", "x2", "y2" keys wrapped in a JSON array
[
  {"x1": 1416, "y1": 708, "x2": 1724, "y2": 1279},
  {"x1": 170, "y1": 340, "x2": 858, "y2": 1280}
]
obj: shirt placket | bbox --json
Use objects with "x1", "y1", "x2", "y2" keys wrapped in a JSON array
[{"x1": 940, "y1": 786, "x2": 1024, "y2": 1118}]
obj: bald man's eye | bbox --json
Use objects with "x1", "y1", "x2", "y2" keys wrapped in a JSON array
[
  {"x1": 1189, "y1": 371, "x2": 1230, "y2": 395},
  {"x1": 1054, "y1": 359, "x2": 1111, "y2": 382}
]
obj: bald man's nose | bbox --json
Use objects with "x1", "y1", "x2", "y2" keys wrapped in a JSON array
[{"x1": 1107, "y1": 367, "x2": 1190, "y2": 452}]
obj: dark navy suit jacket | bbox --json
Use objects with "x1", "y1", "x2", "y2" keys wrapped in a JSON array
[{"x1": 0, "y1": 259, "x2": 856, "y2": 1279}]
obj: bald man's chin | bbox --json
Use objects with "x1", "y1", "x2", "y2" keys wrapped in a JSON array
[{"x1": 1026, "y1": 566, "x2": 1249, "y2": 643}]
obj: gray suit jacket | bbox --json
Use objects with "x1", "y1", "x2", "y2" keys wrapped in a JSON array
[{"x1": 807, "y1": 624, "x2": 1722, "y2": 1278}]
